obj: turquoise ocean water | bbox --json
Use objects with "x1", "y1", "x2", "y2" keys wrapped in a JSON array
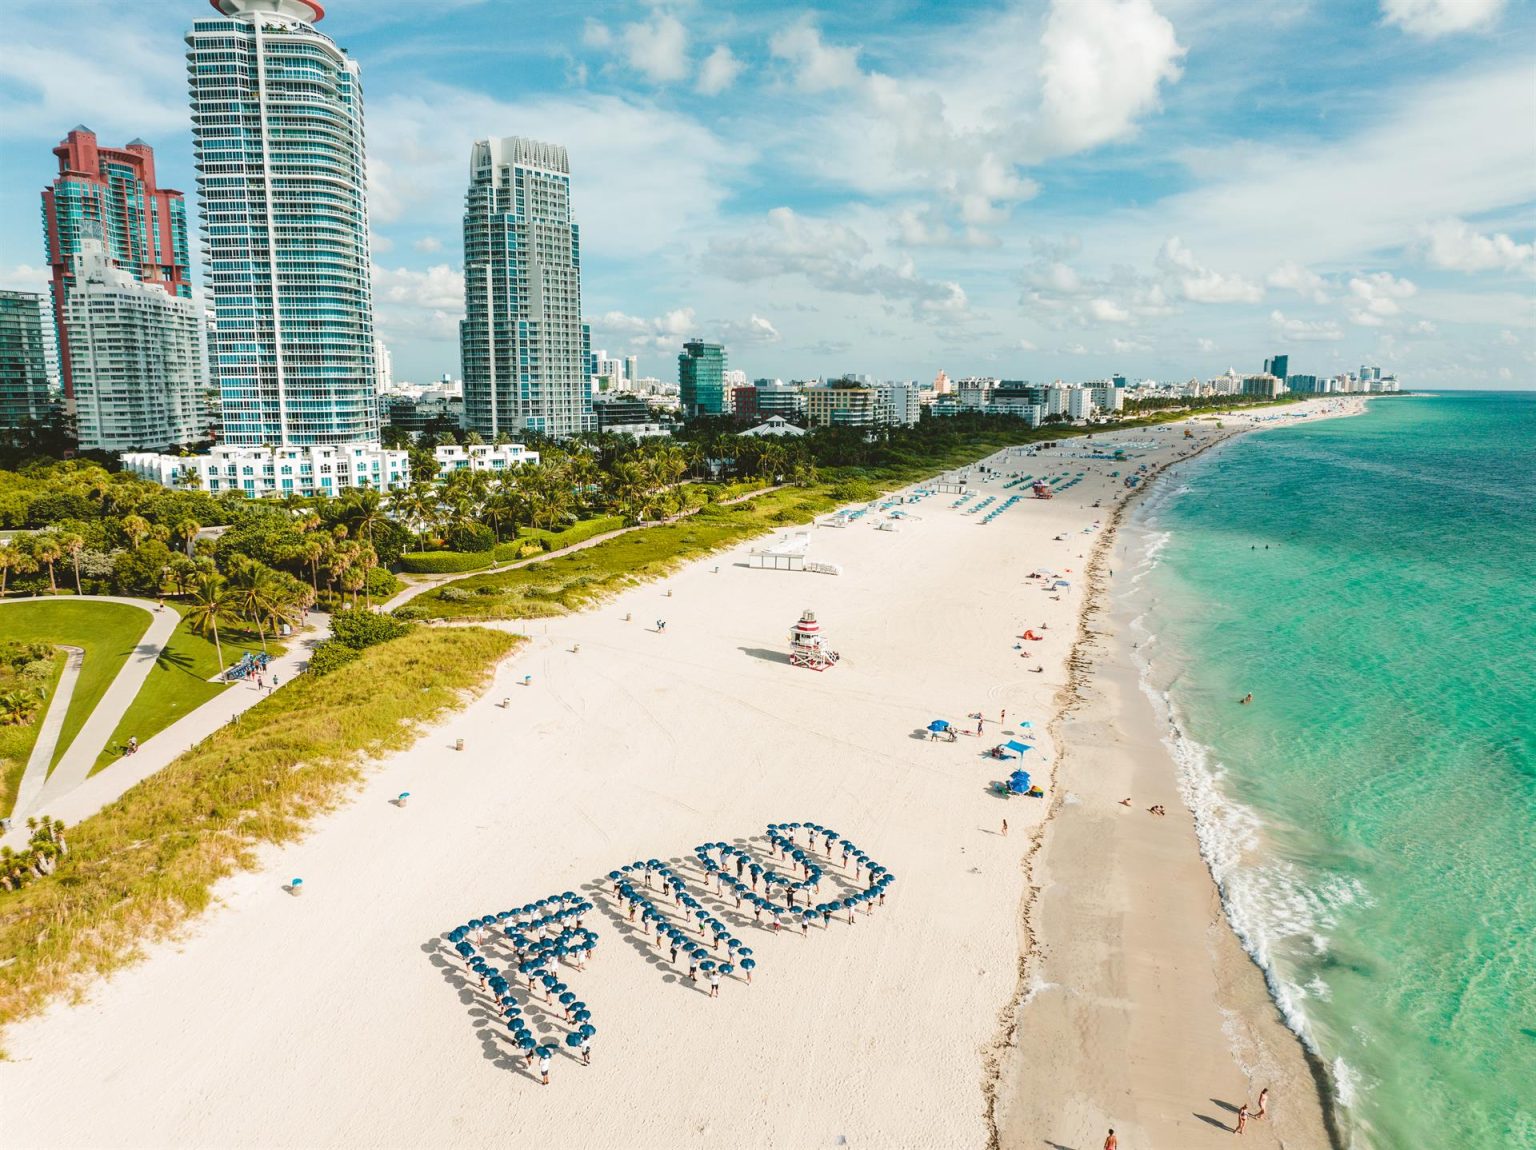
[{"x1": 1126, "y1": 392, "x2": 1535, "y2": 1149}]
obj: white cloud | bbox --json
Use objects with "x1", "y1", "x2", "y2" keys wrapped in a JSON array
[
  {"x1": 0, "y1": 27, "x2": 184, "y2": 141},
  {"x1": 715, "y1": 314, "x2": 783, "y2": 345},
  {"x1": 1157, "y1": 237, "x2": 1264, "y2": 303},
  {"x1": 697, "y1": 45, "x2": 743, "y2": 96},
  {"x1": 1038, "y1": 0, "x2": 1185, "y2": 153},
  {"x1": 0, "y1": 264, "x2": 50, "y2": 293},
  {"x1": 590, "y1": 307, "x2": 696, "y2": 352},
  {"x1": 368, "y1": 88, "x2": 750, "y2": 261},
  {"x1": 371, "y1": 263, "x2": 466, "y2": 344},
  {"x1": 1110, "y1": 336, "x2": 1151, "y2": 353},
  {"x1": 372, "y1": 263, "x2": 464, "y2": 312},
  {"x1": 709, "y1": 207, "x2": 968, "y2": 319},
  {"x1": 581, "y1": 18, "x2": 613, "y2": 49},
  {"x1": 1271, "y1": 310, "x2": 1344, "y2": 341},
  {"x1": 623, "y1": 12, "x2": 690, "y2": 85},
  {"x1": 1088, "y1": 298, "x2": 1131, "y2": 323},
  {"x1": 769, "y1": 20, "x2": 862, "y2": 92},
  {"x1": 1267, "y1": 261, "x2": 1331, "y2": 303},
  {"x1": 1196, "y1": 337, "x2": 1219, "y2": 353},
  {"x1": 413, "y1": 236, "x2": 444, "y2": 253},
  {"x1": 1017, "y1": 339, "x2": 1039, "y2": 351},
  {"x1": 1421, "y1": 218, "x2": 1536, "y2": 274},
  {"x1": 1381, "y1": 0, "x2": 1504, "y2": 38},
  {"x1": 1346, "y1": 272, "x2": 1417, "y2": 326}
]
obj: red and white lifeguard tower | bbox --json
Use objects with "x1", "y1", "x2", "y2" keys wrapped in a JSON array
[{"x1": 788, "y1": 609, "x2": 839, "y2": 671}]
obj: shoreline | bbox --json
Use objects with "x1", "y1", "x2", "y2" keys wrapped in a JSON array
[{"x1": 991, "y1": 398, "x2": 1365, "y2": 1148}]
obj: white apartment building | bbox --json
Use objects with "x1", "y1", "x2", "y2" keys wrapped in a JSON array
[
  {"x1": 874, "y1": 380, "x2": 922, "y2": 427},
  {"x1": 65, "y1": 239, "x2": 205, "y2": 452},
  {"x1": 123, "y1": 442, "x2": 409, "y2": 497},
  {"x1": 433, "y1": 443, "x2": 541, "y2": 473},
  {"x1": 1089, "y1": 385, "x2": 1125, "y2": 413},
  {"x1": 1066, "y1": 387, "x2": 1094, "y2": 420}
]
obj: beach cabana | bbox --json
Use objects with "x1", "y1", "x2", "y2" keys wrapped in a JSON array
[
  {"x1": 1005, "y1": 740, "x2": 1033, "y2": 756},
  {"x1": 749, "y1": 532, "x2": 811, "y2": 570}
]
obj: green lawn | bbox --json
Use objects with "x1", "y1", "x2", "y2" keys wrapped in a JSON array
[
  {"x1": 0, "y1": 649, "x2": 67, "y2": 818},
  {"x1": 91, "y1": 606, "x2": 282, "y2": 775},
  {"x1": 0, "y1": 600, "x2": 150, "y2": 773}
]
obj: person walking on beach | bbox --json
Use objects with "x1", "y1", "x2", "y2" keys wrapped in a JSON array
[
  {"x1": 1001, "y1": 819, "x2": 1009, "y2": 836},
  {"x1": 1104, "y1": 1130, "x2": 1117, "y2": 1150},
  {"x1": 538, "y1": 1049, "x2": 552, "y2": 1086},
  {"x1": 1256, "y1": 1088, "x2": 1268, "y2": 1120},
  {"x1": 708, "y1": 969, "x2": 721, "y2": 998},
  {"x1": 1234, "y1": 1103, "x2": 1249, "y2": 1134}
]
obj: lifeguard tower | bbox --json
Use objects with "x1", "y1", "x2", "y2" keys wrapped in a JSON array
[{"x1": 788, "y1": 609, "x2": 839, "y2": 671}]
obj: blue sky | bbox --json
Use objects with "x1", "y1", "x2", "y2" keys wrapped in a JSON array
[{"x1": 1, "y1": 0, "x2": 1532, "y2": 388}]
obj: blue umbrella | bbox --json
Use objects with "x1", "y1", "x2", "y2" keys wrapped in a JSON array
[
  {"x1": 927, "y1": 720, "x2": 950, "y2": 732},
  {"x1": 579, "y1": 1024, "x2": 596, "y2": 1038},
  {"x1": 565, "y1": 1033, "x2": 582, "y2": 1048}
]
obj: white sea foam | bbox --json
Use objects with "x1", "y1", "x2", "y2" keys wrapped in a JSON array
[{"x1": 1019, "y1": 971, "x2": 1057, "y2": 1007}]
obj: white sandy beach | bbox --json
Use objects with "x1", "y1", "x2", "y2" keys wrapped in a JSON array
[{"x1": 0, "y1": 400, "x2": 1360, "y2": 1148}]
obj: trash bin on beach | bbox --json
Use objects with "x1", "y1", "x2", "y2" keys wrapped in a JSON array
[{"x1": 455, "y1": 738, "x2": 464, "y2": 751}]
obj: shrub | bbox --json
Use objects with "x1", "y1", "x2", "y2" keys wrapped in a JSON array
[
  {"x1": 329, "y1": 610, "x2": 411, "y2": 651},
  {"x1": 366, "y1": 566, "x2": 402, "y2": 599},
  {"x1": 445, "y1": 522, "x2": 496, "y2": 554},
  {"x1": 305, "y1": 641, "x2": 360, "y2": 677},
  {"x1": 398, "y1": 550, "x2": 493, "y2": 574},
  {"x1": 474, "y1": 585, "x2": 505, "y2": 597},
  {"x1": 391, "y1": 605, "x2": 426, "y2": 621},
  {"x1": 439, "y1": 587, "x2": 471, "y2": 603}
]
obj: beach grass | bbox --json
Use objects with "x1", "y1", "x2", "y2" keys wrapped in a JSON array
[
  {"x1": 0, "y1": 625, "x2": 519, "y2": 1045},
  {"x1": 0, "y1": 600, "x2": 151, "y2": 772},
  {"x1": 0, "y1": 649, "x2": 68, "y2": 818},
  {"x1": 90, "y1": 607, "x2": 280, "y2": 775}
]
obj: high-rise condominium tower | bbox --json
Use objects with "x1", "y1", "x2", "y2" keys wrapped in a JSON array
[
  {"x1": 42, "y1": 128, "x2": 191, "y2": 399},
  {"x1": 187, "y1": 0, "x2": 377, "y2": 446},
  {"x1": 0, "y1": 292, "x2": 53, "y2": 434},
  {"x1": 461, "y1": 137, "x2": 590, "y2": 439},
  {"x1": 66, "y1": 234, "x2": 205, "y2": 452}
]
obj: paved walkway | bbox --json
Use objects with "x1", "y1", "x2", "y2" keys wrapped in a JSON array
[
  {"x1": 9, "y1": 645, "x2": 83, "y2": 820},
  {"x1": 21, "y1": 597, "x2": 181, "y2": 805},
  {"x1": 382, "y1": 484, "x2": 788, "y2": 613},
  {"x1": 0, "y1": 611, "x2": 329, "y2": 850}
]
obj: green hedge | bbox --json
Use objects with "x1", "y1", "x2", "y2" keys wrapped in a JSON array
[
  {"x1": 492, "y1": 538, "x2": 544, "y2": 563},
  {"x1": 398, "y1": 550, "x2": 493, "y2": 574},
  {"x1": 520, "y1": 516, "x2": 626, "y2": 553}
]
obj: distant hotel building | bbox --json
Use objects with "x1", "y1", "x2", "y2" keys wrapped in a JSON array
[
  {"x1": 461, "y1": 136, "x2": 591, "y2": 439},
  {"x1": 679, "y1": 340, "x2": 726, "y2": 417},
  {"x1": 187, "y1": 0, "x2": 378, "y2": 446},
  {"x1": 433, "y1": 442, "x2": 541, "y2": 473},
  {"x1": 0, "y1": 292, "x2": 54, "y2": 434},
  {"x1": 42, "y1": 127, "x2": 191, "y2": 401},
  {"x1": 64, "y1": 237, "x2": 204, "y2": 451},
  {"x1": 123, "y1": 441, "x2": 408, "y2": 498}
]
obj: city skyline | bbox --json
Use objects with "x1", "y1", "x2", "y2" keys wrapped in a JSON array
[{"x1": 0, "y1": 1, "x2": 1531, "y2": 391}]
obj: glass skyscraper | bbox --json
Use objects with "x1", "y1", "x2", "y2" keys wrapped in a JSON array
[
  {"x1": 679, "y1": 340, "x2": 727, "y2": 417},
  {"x1": 461, "y1": 137, "x2": 591, "y2": 439},
  {"x1": 0, "y1": 292, "x2": 53, "y2": 434},
  {"x1": 187, "y1": 0, "x2": 377, "y2": 447}
]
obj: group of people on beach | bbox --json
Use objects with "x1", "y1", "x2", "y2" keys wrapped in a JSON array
[{"x1": 443, "y1": 822, "x2": 894, "y2": 1086}]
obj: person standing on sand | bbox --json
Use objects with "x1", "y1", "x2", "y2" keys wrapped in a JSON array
[
  {"x1": 1235, "y1": 1103, "x2": 1249, "y2": 1134},
  {"x1": 1001, "y1": 819, "x2": 1009, "y2": 836},
  {"x1": 1104, "y1": 1130, "x2": 1117, "y2": 1150},
  {"x1": 538, "y1": 1049, "x2": 552, "y2": 1086},
  {"x1": 1256, "y1": 1088, "x2": 1268, "y2": 1120}
]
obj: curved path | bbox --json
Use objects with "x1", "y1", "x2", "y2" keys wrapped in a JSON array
[
  {"x1": 382, "y1": 484, "x2": 788, "y2": 613},
  {"x1": 0, "y1": 610, "x2": 328, "y2": 850},
  {"x1": 9, "y1": 645, "x2": 83, "y2": 820}
]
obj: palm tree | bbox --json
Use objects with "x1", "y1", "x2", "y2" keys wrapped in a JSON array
[
  {"x1": 31, "y1": 533, "x2": 62, "y2": 595},
  {"x1": 185, "y1": 573, "x2": 230, "y2": 673},
  {"x1": 172, "y1": 519, "x2": 202, "y2": 556},
  {"x1": 121, "y1": 514, "x2": 151, "y2": 550},
  {"x1": 58, "y1": 531, "x2": 85, "y2": 595},
  {"x1": 226, "y1": 558, "x2": 281, "y2": 652},
  {"x1": 339, "y1": 487, "x2": 386, "y2": 550},
  {"x1": 0, "y1": 543, "x2": 35, "y2": 599}
]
